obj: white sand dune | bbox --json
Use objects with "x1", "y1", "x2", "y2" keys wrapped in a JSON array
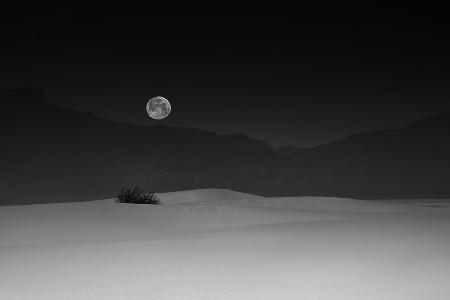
[
  {"x1": 0, "y1": 199, "x2": 340, "y2": 247},
  {"x1": 167, "y1": 189, "x2": 407, "y2": 212},
  {"x1": 1, "y1": 189, "x2": 450, "y2": 300},
  {"x1": 159, "y1": 188, "x2": 266, "y2": 204}
]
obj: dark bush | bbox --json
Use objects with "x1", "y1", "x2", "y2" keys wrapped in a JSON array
[{"x1": 115, "y1": 186, "x2": 161, "y2": 204}]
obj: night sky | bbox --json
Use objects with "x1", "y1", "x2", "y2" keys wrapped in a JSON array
[{"x1": 2, "y1": 3, "x2": 450, "y2": 147}]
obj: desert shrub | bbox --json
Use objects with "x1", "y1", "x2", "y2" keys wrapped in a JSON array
[{"x1": 115, "y1": 186, "x2": 161, "y2": 204}]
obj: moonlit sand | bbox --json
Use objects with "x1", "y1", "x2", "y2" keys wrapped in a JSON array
[{"x1": 1, "y1": 189, "x2": 450, "y2": 299}]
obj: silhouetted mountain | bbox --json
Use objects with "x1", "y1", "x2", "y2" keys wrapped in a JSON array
[
  {"x1": 287, "y1": 112, "x2": 450, "y2": 198},
  {"x1": 1, "y1": 87, "x2": 356, "y2": 204},
  {"x1": 2, "y1": 87, "x2": 449, "y2": 204}
]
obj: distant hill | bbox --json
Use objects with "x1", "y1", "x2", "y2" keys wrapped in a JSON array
[
  {"x1": 284, "y1": 112, "x2": 450, "y2": 198},
  {"x1": 1, "y1": 87, "x2": 449, "y2": 204}
]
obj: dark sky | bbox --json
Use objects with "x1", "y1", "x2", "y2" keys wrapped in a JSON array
[{"x1": 2, "y1": 3, "x2": 450, "y2": 147}]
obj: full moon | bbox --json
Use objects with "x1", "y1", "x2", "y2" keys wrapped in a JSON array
[{"x1": 146, "y1": 96, "x2": 171, "y2": 120}]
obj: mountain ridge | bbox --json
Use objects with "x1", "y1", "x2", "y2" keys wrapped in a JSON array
[
  {"x1": 2, "y1": 87, "x2": 350, "y2": 204},
  {"x1": 2, "y1": 87, "x2": 450, "y2": 203}
]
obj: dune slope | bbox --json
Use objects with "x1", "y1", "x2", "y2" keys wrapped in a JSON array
[{"x1": 1, "y1": 189, "x2": 450, "y2": 300}]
